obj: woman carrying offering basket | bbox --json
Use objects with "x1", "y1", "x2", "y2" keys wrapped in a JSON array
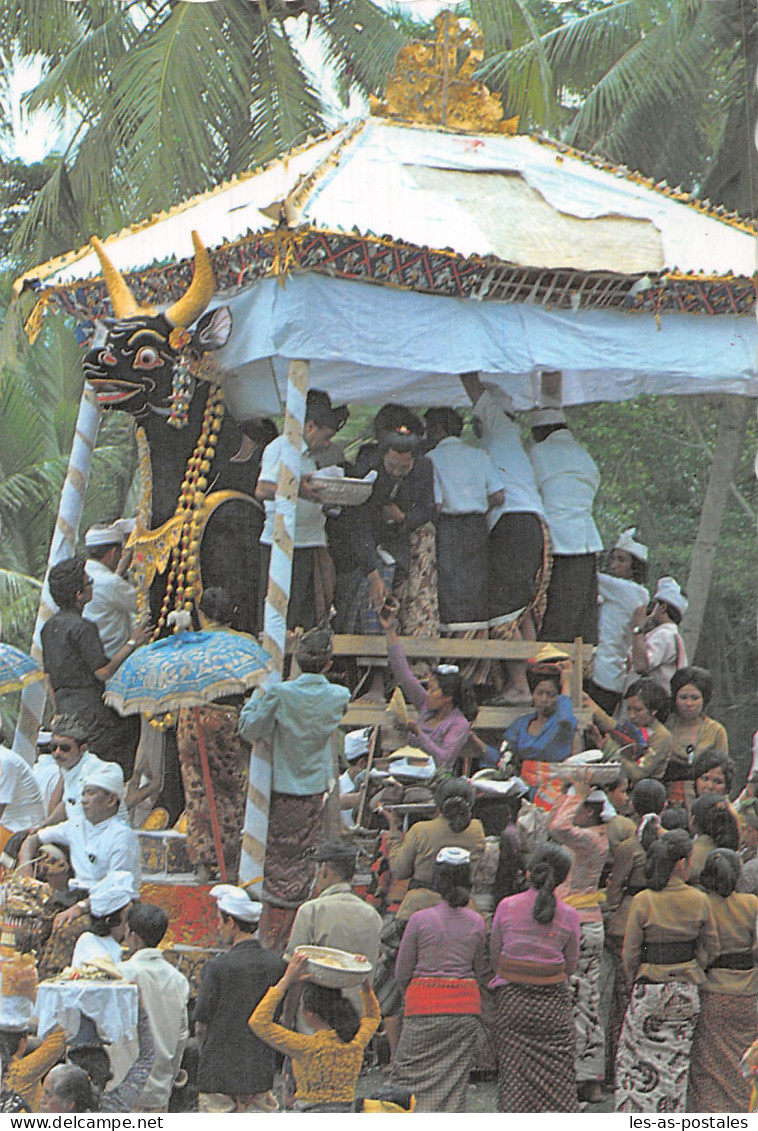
[{"x1": 248, "y1": 950, "x2": 380, "y2": 1112}]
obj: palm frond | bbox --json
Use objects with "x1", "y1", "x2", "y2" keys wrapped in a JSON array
[
  {"x1": 319, "y1": 0, "x2": 410, "y2": 97},
  {"x1": 249, "y1": 18, "x2": 324, "y2": 161}
]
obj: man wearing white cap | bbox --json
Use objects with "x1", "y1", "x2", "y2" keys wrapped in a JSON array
[
  {"x1": 588, "y1": 529, "x2": 650, "y2": 715},
  {"x1": 339, "y1": 728, "x2": 371, "y2": 829},
  {"x1": 83, "y1": 522, "x2": 138, "y2": 660},
  {"x1": 70, "y1": 869, "x2": 134, "y2": 967},
  {"x1": 628, "y1": 576, "x2": 688, "y2": 695},
  {"x1": 19, "y1": 761, "x2": 141, "y2": 917},
  {"x1": 530, "y1": 403, "x2": 603, "y2": 644},
  {"x1": 194, "y1": 885, "x2": 285, "y2": 1113}
]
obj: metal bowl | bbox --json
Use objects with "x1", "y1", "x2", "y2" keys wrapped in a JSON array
[{"x1": 294, "y1": 945, "x2": 373, "y2": 988}]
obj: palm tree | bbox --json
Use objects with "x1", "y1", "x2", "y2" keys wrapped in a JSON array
[
  {"x1": 476, "y1": 0, "x2": 758, "y2": 213},
  {"x1": 0, "y1": 308, "x2": 138, "y2": 648},
  {"x1": 2, "y1": 0, "x2": 412, "y2": 269}
]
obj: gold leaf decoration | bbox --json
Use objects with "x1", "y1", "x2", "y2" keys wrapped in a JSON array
[{"x1": 371, "y1": 13, "x2": 519, "y2": 135}]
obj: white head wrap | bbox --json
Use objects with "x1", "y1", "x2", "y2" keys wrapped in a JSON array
[
  {"x1": 210, "y1": 884, "x2": 262, "y2": 924},
  {"x1": 89, "y1": 870, "x2": 135, "y2": 917},
  {"x1": 82, "y1": 762, "x2": 126, "y2": 801},
  {"x1": 344, "y1": 727, "x2": 371, "y2": 763},
  {"x1": 654, "y1": 576, "x2": 689, "y2": 615},
  {"x1": 435, "y1": 846, "x2": 471, "y2": 866},
  {"x1": 85, "y1": 523, "x2": 124, "y2": 548},
  {"x1": 614, "y1": 527, "x2": 649, "y2": 562}
]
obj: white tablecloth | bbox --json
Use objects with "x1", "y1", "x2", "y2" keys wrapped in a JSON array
[{"x1": 36, "y1": 980, "x2": 138, "y2": 1043}]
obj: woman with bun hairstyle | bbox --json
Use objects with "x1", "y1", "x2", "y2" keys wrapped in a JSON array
[
  {"x1": 688, "y1": 793, "x2": 740, "y2": 885},
  {"x1": 385, "y1": 777, "x2": 485, "y2": 923},
  {"x1": 391, "y1": 847, "x2": 487, "y2": 1111},
  {"x1": 546, "y1": 772, "x2": 610, "y2": 1102},
  {"x1": 249, "y1": 951, "x2": 380, "y2": 1112},
  {"x1": 688, "y1": 849, "x2": 758, "y2": 1112},
  {"x1": 603, "y1": 777, "x2": 667, "y2": 1088},
  {"x1": 614, "y1": 829, "x2": 719, "y2": 1112},
  {"x1": 489, "y1": 842, "x2": 580, "y2": 1111}
]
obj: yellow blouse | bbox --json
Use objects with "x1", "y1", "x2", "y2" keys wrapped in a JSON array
[{"x1": 249, "y1": 984, "x2": 380, "y2": 1105}]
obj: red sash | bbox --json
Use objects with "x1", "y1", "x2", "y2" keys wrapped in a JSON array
[{"x1": 404, "y1": 976, "x2": 481, "y2": 1015}]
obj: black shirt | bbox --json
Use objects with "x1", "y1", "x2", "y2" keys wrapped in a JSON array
[
  {"x1": 41, "y1": 609, "x2": 109, "y2": 695},
  {"x1": 194, "y1": 938, "x2": 286, "y2": 1095}
]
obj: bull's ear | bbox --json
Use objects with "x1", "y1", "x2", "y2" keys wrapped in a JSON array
[{"x1": 192, "y1": 306, "x2": 232, "y2": 352}]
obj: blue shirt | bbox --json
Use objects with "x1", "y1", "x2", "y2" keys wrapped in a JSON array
[
  {"x1": 503, "y1": 694, "x2": 577, "y2": 763},
  {"x1": 238, "y1": 674, "x2": 350, "y2": 795}
]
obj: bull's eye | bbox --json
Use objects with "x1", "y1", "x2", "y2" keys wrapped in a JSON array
[{"x1": 133, "y1": 346, "x2": 163, "y2": 370}]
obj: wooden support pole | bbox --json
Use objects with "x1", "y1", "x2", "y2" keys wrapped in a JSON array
[{"x1": 238, "y1": 359, "x2": 310, "y2": 892}]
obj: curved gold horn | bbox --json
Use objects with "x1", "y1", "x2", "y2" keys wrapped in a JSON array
[
  {"x1": 91, "y1": 237, "x2": 143, "y2": 319},
  {"x1": 165, "y1": 231, "x2": 215, "y2": 329}
]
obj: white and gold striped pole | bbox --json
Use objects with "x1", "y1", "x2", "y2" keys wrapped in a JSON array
[
  {"x1": 238, "y1": 359, "x2": 310, "y2": 891},
  {"x1": 13, "y1": 384, "x2": 103, "y2": 762}
]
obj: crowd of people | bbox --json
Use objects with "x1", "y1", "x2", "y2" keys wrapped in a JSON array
[{"x1": 1, "y1": 380, "x2": 757, "y2": 1115}]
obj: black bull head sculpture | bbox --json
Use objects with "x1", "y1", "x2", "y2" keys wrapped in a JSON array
[{"x1": 82, "y1": 233, "x2": 262, "y2": 635}]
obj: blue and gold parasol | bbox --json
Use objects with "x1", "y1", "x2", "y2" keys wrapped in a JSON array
[
  {"x1": 0, "y1": 644, "x2": 45, "y2": 696},
  {"x1": 104, "y1": 629, "x2": 271, "y2": 717}
]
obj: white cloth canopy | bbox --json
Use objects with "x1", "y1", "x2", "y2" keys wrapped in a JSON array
[{"x1": 215, "y1": 274, "x2": 758, "y2": 415}]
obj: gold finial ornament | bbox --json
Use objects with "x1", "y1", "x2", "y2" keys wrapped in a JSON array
[{"x1": 371, "y1": 12, "x2": 519, "y2": 135}]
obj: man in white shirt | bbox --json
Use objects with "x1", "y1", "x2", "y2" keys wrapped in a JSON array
[
  {"x1": 529, "y1": 406, "x2": 603, "y2": 644},
  {"x1": 33, "y1": 731, "x2": 62, "y2": 817},
  {"x1": 40, "y1": 714, "x2": 129, "y2": 827},
  {"x1": 589, "y1": 528, "x2": 650, "y2": 715},
  {"x1": 121, "y1": 903, "x2": 190, "y2": 1112},
  {"x1": 255, "y1": 389, "x2": 342, "y2": 631},
  {"x1": 425, "y1": 406, "x2": 505, "y2": 633},
  {"x1": 466, "y1": 374, "x2": 550, "y2": 702},
  {"x1": 339, "y1": 727, "x2": 371, "y2": 829},
  {"x1": 629, "y1": 576, "x2": 688, "y2": 695},
  {"x1": 83, "y1": 522, "x2": 138, "y2": 660},
  {"x1": 18, "y1": 761, "x2": 142, "y2": 910},
  {"x1": 0, "y1": 743, "x2": 45, "y2": 833}
]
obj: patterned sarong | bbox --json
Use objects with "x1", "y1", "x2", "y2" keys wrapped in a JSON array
[
  {"x1": 396, "y1": 522, "x2": 439, "y2": 638},
  {"x1": 263, "y1": 792, "x2": 324, "y2": 906},
  {"x1": 615, "y1": 980, "x2": 700, "y2": 1112},
  {"x1": 570, "y1": 920, "x2": 605, "y2": 1084},
  {"x1": 688, "y1": 991, "x2": 758, "y2": 1112},
  {"x1": 493, "y1": 982, "x2": 578, "y2": 1112},
  {"x1": 176, "y1": 704, "x2": 247, "y2": 879},
  {"x1": 392, "y1": 1013, "x2": 481, "y2": 1112}
]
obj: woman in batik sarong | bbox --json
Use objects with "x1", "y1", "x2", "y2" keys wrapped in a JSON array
[
  {"x1": 687, "y1": 849, "x2": 758, "y2": 1112},
  {"x1": 614, "y1": 829, "x2": 719, "y2": 1113},
  {"x1": 489, "y1": 842, "x2": 581, "y2": 1112},
  {"x1": 176, "y1": 588, "x2": 249, "y2": 881},
  {"x1": 603, "y1": 777, "x2": 666, "y2": 1088},
  {"x1": 391, "y1": 846, "x2": 487, "y2": 1111},
  {"x1": 547, "y1": 776, "x2": 610, "y2": 1103}
]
